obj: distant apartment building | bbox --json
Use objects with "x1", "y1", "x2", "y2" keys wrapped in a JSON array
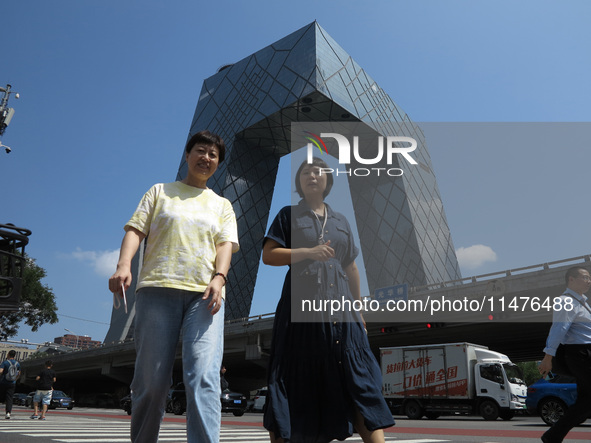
[{"x1": 54, "y1": 334, "x2": 102, "y2": 349}]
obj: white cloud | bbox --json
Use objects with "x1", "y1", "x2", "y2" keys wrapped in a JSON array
[
  {"x1": 71, "y1": 248, "x2": 120, "y2": 277},
  {"x1": 456, "y1": 244, "x2": 497, "y2": 270}
]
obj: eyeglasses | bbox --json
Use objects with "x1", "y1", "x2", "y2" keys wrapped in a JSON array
[{"x1": 577, "y1": 276, "x2": 591, "y2": 282}]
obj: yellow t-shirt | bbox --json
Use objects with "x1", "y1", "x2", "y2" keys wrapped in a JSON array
[{"x1": 126, "y1": 181, "x2": 239, "y2": 294}]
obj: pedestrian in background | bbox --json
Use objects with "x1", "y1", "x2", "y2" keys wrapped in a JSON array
[
  {"x1": 31, "y1": 360, "x2": 56, "y2": 420},
  {"x1": 538, "y1": 266, "x2": 591, "y2": 442},
  {"x1": 0, "y1": 349, "x2": 21, "y2": 419},
  {"x1": 220, "y1": 364, "x2": 229, "y2": 392},
  {"x1": 109, "y1": 130, "x2": 239, "y2": 443}
]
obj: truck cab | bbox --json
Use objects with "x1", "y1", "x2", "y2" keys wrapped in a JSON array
[{"x1": 474, "y1": 351, "x2": 527, "y2": 420}]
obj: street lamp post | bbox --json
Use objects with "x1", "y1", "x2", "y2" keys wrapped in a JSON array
[{"x1": 64, "y1": 328, "x2": 79, "y2": 349}]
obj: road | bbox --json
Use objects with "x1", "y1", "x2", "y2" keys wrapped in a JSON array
[{"x1": 1, "y1": 406, "x2": 591, "y2": 442}]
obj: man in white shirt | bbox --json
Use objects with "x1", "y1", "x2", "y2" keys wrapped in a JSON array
[{"x1": 538, "y1": 266, "x2": 591, "y2": 442}]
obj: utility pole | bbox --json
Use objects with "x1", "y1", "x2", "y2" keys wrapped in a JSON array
[{"x1": 64, "y1": 328, "x2": 80, "y2": 349}]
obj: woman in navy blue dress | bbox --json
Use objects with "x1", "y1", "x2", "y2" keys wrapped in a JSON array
[{"x1": 262, "y1": 158, "x2": 394, "y2": 443}]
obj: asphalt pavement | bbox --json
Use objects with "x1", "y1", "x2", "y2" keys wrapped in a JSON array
[{"x1": 1, "y1": 406, "x2": 590, "y2": 442}]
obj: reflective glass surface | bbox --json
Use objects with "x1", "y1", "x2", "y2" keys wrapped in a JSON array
[{"x1": 173, "y1": 22, "x2": 461, "y2": 320}]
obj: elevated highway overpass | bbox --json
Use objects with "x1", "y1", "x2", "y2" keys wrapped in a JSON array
[{"x1": 17, "y1": 254, "x2": 589, "y2": 395}]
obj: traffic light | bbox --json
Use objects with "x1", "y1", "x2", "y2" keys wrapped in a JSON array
[
  {"x1": 426, "y1": 323, "x2": 445, "y2": 329},
  {"x1": 380, "y1": 326, "x2": 397, "y2": 334}
]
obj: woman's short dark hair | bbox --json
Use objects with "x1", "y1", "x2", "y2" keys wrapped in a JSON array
[
  {"x1": 295, "y1": 157, "x2": 334, "y2": 198},
  {"x1": 184, "y1": 130, "x2": 226, "y2": 162}
]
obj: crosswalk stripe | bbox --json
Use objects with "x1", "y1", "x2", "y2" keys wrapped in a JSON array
[
  {"x1": 24, "y1": 436, "x2": 131, "y2": 438},
  {"x1": 1, "y1": 416, "x2": 451, "y2": 442},
  {"x1": 50, "y1": 440, "x2": 447, "y2": 443},
  {"x1": 54, "y1": 437, "x2": 449, "y2": 443},
  {"x1": 4, "y1": 427, "x2": 140, "y2": 435},
  {"x1": 53, "y1": 440, "x2": 132, "y2": 443}
]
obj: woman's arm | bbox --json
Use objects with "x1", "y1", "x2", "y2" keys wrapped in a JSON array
[
  {"x1": 344, "y1": 261, "x2": 366, "y2": 330},
  {"x1": 108, "y1": 226, "x2": 146, "y2": 295},
  {"x1": 202, "y1": 241, "x2": 234, "y2": 315},
  {"x1": 262, "y1": 239, "x2": 335, "y2": 267},
  {"x1": 344, "y1": 261, "x2": 361, "y2": 301}
]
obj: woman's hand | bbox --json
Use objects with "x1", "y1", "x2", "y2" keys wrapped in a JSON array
[
  {"x1": 204, "y1": 241, "x2": 233, "y2": 315},
  {"x1": 108, "y1": 227, "x2": 145, "y2": 295},
  {"x1": 359, "y1": 312, "x2": 367, "y2": 332},
  {"x1": 307, "y1": 240, "x2": 335, "y2": 262},
  {"x1": 262, "y1": 239, "x2": 335, "y2": 266},
  {"x1": 109, "y1": 265, "x2": 132, "y2": 296},
  {"x1": 202, "y1": 274, "x2": 225, "y2": 315}
]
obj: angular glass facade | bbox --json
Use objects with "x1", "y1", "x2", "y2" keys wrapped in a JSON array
[{"x1": 175, "y1": 21, "x2": 461, "y2": 321}]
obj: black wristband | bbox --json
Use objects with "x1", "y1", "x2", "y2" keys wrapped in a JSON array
[{"x1": 213, "y1": 272, "x2": 227, "y2": 286}]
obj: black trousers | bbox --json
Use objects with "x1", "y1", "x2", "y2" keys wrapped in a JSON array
[
  {"x1": 0, "y1": 382, "x2": 16, "y2": 413},
  {"x1": 545, "y1": 344, "x2": 591, "y2": 442}
]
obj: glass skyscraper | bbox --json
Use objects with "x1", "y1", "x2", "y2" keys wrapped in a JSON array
[
  {"x1": 177, "y1": 22, "x2": 461, "y2": 320},
  {"x1": 105, "y1": 21, "x2": 461, "y2": 341}
]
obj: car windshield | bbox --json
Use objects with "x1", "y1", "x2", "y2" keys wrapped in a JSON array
[
  {"x1": 52, "y1": 390, "x2": 66, "y2": 397},
  {"x1": 503, "y1": 363, "x2": 525, "y2": 385}
]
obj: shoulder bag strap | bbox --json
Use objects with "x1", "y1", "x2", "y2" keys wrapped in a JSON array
[{"x1": 563, "y1": 292, "x2": 591, "y2": 315}]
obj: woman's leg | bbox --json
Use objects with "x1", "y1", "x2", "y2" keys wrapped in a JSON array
[
  {"x1": 131, "y1": 288, "x2": 183, "y2": 443},
  {"x1": 269, "y1": 431, "x2": 285, "y2": 442},
  {"x1": 182, "y1": 294, "x2": 225, "y2": 443}
]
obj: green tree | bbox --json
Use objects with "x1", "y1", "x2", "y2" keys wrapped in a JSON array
[
  {"x1": 0, "y1": 255, "x2": 58, "y2": 339},
  {"x1": 517, "y1": 360, "x2": 544, "y2": 386}
]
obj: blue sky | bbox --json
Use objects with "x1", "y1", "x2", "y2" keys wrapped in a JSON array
[{"x1": 2, "y1": 0, "x2": 591, "y2": 346}]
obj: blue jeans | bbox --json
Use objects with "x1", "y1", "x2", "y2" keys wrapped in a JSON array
[{"x1": 130, "y1": 287, "x2": 224, "y2": 443}]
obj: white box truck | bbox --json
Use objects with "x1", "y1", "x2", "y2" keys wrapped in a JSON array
[{"x1": 380, "y1": 342, "x2": 527, "y2": 421}]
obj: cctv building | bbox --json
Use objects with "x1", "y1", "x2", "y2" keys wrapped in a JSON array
[{"x1": 106, "y1": 22, "x2": 460, "y2": 341}]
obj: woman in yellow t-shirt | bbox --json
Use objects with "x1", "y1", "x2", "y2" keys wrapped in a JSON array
[{"x1": 109, "y1": 130, "x2": 239, "y2": 443}]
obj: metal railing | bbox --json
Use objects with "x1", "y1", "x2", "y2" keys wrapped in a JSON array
[
  {"x1": 226, "y1": 312, "x2": 275, "y2": 326},
  {"x1": 409, "y1": 254, "x2": 591, "y2": 295},
  {"x1": 227, "y1": 254, "x2": 591, "y2": 325}
]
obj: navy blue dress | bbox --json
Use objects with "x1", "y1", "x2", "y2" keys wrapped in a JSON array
[{"x1": 263, "y1": 201, "x2": 394, "y2": 442}]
